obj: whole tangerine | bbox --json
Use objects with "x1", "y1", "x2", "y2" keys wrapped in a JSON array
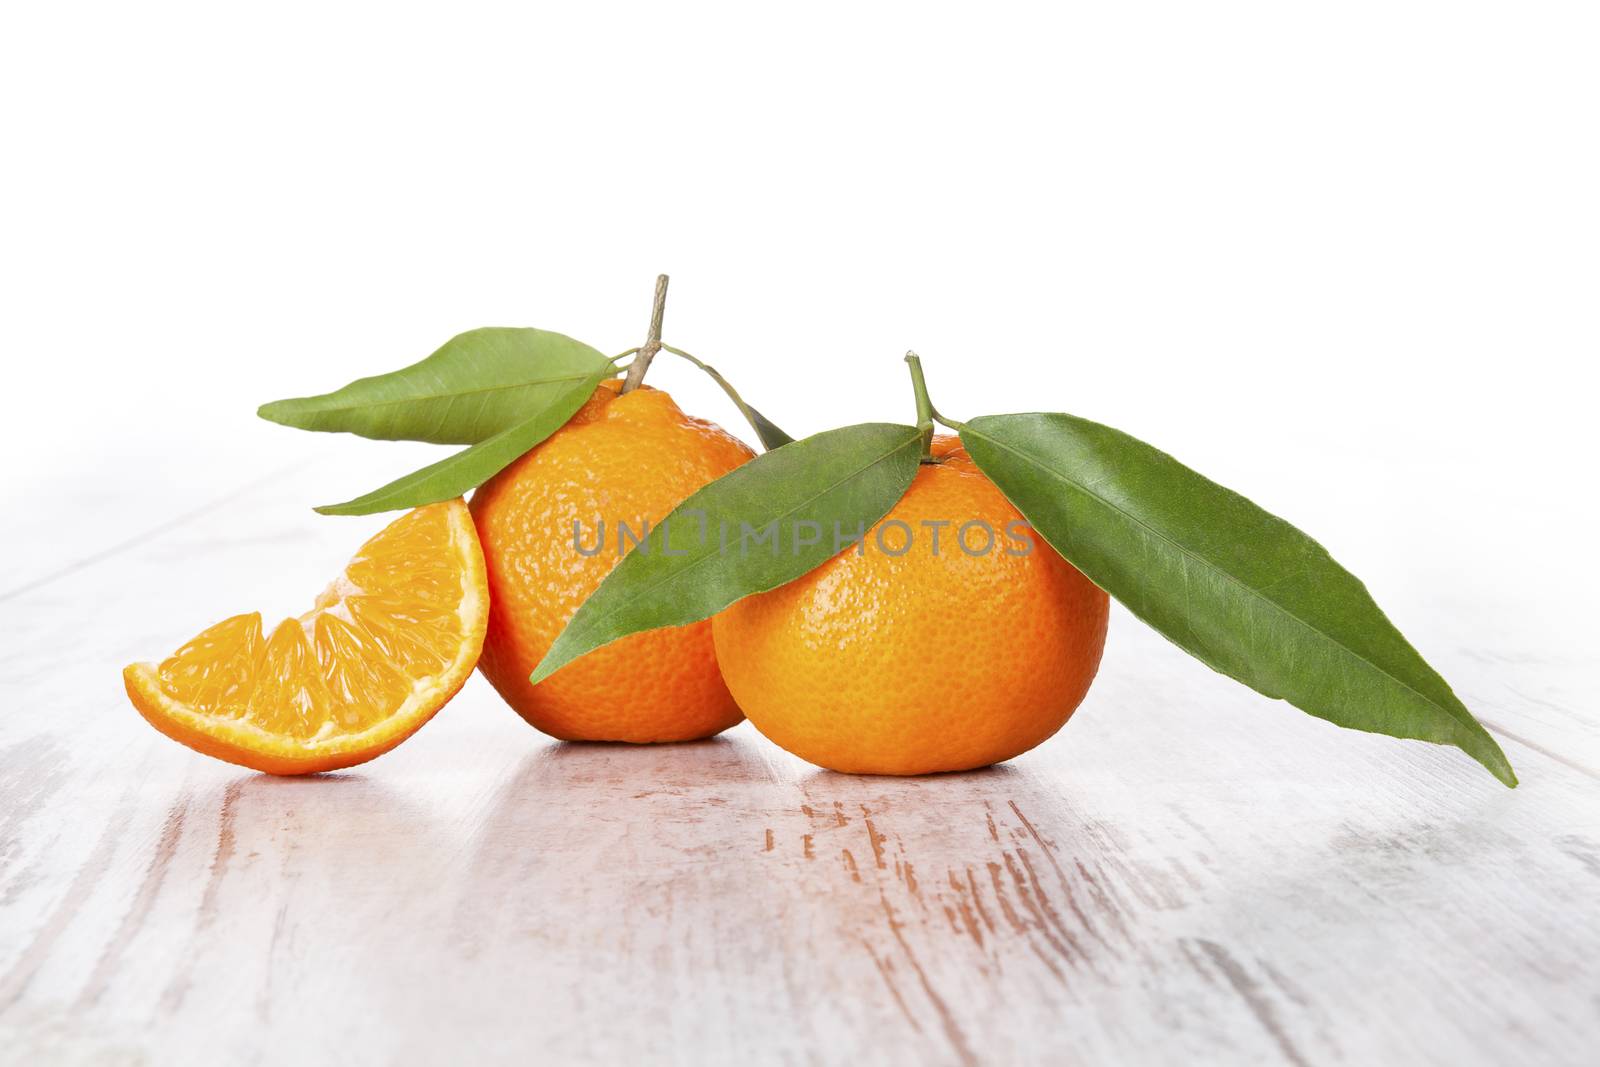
[
  {"x1": 711, "y1": 436, "x2": 1108, "y2": 774},
  {"x1": 471, "y1": 380, "x2": 755, "y2": 742}
]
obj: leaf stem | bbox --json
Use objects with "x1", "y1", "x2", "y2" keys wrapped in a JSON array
[
  {"x1": 661, "y1": 344, "x2": 792, "y2": 448},
  {"x1": 621, "y1": 275, "x2": 670, "y2": 393},
  {"x1": 904, "y1": 351, "x2": 936, "y2": 460}
]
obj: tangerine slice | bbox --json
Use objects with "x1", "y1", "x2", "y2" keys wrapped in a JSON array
[{"x1": 123, "y1": 499, "x2": 488, "y2": 775}]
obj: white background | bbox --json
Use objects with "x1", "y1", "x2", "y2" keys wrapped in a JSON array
[{"x1": 2, "y1": 1, "x2": 1595, "y2": 634}]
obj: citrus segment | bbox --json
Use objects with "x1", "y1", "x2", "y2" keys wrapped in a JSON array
[{"x1": 123, "y1": 499, "x2": 488, "y2": 774}]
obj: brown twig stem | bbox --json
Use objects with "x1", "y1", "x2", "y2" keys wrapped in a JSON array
[{"x1": 621, "y1": 275, "x2": 670, "y2": 393}]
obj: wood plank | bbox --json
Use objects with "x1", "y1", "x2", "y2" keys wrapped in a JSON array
[{"x1": 2, "y1": 464, "x2": 1596, "y2": 1065}]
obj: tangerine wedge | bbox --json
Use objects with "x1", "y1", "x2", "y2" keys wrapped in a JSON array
[{"x1": 123, "y1": 499, "x2": 488, "y2": 775}]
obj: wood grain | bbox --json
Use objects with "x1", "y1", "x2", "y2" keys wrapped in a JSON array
[{"x1": 1, "y1": 456, "x2": 1596, "y2": 1066}]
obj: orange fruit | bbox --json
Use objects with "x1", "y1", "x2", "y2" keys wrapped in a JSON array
[
  {"x1": 470, "y1": 380, "x2": 755, "y2": 741},
  {"x1": 712, "y1": 436, "x2": 1109, "y2": 775},
  {"x1": 123, "y1": 499, "x2": 488, "y2": 775}
]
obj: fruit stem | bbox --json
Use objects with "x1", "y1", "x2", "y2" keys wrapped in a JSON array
[
  {"x1": 621, "y1": 275, "x2": 670, "y2": 393},
  {"x1": 904, "y1": 351, "x2": 936, "y2": 460}
]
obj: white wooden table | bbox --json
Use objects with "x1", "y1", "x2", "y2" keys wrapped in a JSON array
[{"x1": 2, "y1": 443, "x2": 1596, "y2": 1066}]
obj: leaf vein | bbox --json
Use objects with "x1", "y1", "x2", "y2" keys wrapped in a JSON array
[
  {"x1": 550, "y1": 432, "x2": 919, "y2": 652},
  {"x1": 967, "y1": 424, "x2": 1489, "y2": 744},
  {"x1": 270, "y1": 371, "x2": 603, "y2": 416}
]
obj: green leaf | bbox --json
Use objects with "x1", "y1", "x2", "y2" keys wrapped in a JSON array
[
  {"x1": 259, "y1": 328, "x2": 611, "y2": 445},
  {"x1": 314, "y1": 364, "x2": 612, "y2": 516},
  {"x1": 735, "y1": 399, "x2": 794, "y2": 452},
  {"x1": 960, "y1": 412, "x2": 1516, "y2": 787},
  {"x1": 530, "y1": 422, "x2": 923, "y2": 683}
]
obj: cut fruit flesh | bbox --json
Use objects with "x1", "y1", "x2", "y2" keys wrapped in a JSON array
[{"x1": 123, "y1": 499, "x2": 488, "y2": 775}]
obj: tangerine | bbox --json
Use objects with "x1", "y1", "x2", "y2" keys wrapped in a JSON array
[
  {"x1": 712, "y1": 436, "x2": 1108, "y2": 774},
  {"x1": 470, "y1": 380, "x2": 755, "y2": 741}
]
